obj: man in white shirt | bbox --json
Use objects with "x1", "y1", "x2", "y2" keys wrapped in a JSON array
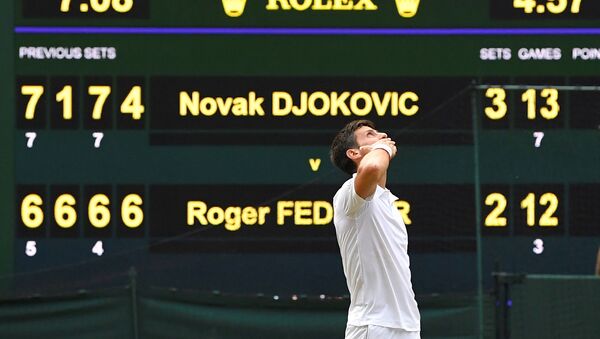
[{"x1": 330, "y1": 120, "x2": 421, "y2": 339}]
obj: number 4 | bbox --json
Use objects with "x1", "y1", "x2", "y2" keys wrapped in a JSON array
[
  {"x1": 514, "y1": 0, "x2": 536, "y2": 13},
  {"x1": 121, "y1": 86, "x2": 145, "y2": 120},
  {"x1": 92, "y1": 241, "x2": 104, "y2": 256}
]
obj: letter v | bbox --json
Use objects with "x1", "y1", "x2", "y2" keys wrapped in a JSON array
[
  {"x1": 217, "y1": 97, "x2": 233, "y2": 115},
  {"x1": 309, "y1": 158, "x2": 321, "y2": 172}
]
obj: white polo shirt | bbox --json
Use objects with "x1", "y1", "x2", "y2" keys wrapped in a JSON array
[{"x1": 333, "y1": 174, "x2": 420, "y2": 331}]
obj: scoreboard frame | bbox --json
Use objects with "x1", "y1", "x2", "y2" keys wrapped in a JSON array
[
  {"x1": 3, "y1": 0, "x2": 600, "y2": 299},
  {"x1": 0, "y1": 0, "x2": 15, "y2": 294}
]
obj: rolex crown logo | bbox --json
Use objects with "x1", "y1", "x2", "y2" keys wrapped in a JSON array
[
  {"x1": 222, "y1": 0, "x2": 247, "y2": 17},
  {"x1": 395, "y1": 0, "x2": 420, "y2": 18}
]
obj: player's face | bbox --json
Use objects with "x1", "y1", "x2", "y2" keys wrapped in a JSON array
[{"x1": 354, "y1": 126, "x2": 388, "y2": 148}]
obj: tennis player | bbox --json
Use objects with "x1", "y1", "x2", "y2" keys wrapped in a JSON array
[{"x1": 330, "y1": 120, "x2": 421, "y2": 339}]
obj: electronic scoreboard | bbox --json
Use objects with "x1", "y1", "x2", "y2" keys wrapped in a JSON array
[{"x1": 1, "y1": 0, "x2": 599, "y2": 297}]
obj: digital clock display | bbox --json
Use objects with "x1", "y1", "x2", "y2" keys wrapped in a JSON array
[
  {"x1": 22, "y1": 0, "x2": 149, "y2": 18},
  {"x1": 491, "y1": 0, "x2": 600, "y2": 18}
]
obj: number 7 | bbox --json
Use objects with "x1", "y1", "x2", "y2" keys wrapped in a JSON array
[
  {"x1": 60, "y1": 0, "x2": 71, "y2": 12},
  {"x1": 533, "y1": 131, "x2": 544, "y2": 148},
  {"x1": 25, "y1": 132, "x2": 37, "y2": 148},
  {"x1": 93, "y1": 132, "x2": 104, "y2": 148},
  {"x1": 88, "y1": 86, "x2": 111, "y2": 120},
  {"x1": 21, "y1": 85, "x2": 44, "y2": 120}
]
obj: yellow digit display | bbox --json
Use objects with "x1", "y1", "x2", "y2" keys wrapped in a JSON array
[
  {"x1": 121, "y1": 194, "x2": 144, "y2": 228},
  {"x1": 520, "y1": 192, "x2": 559, "y2": 227},
  {"x1": 539, "y1": 192, "x2": 559, "y2": 226},
  {"x1": 55, "y1": 85, "x2": 73, "y2": 120},
  {"x1": 112, "y1": 0, "x2": 134, "y2": 12},
  {"x1": 21, "y1": 85, "x2": 44, "y2": 120},
  {"x1": 88, "y1": 85, "x2": 111, "y2": 120},
  {"x1": 90, "y1": 0, "x2": 112, "y2": 12},
  {"x1": 484, "y1": 193, "x2": 508, "y2": 227},
  {"x1": 513, "y1": 0, "x2": 583, "y2": 14},
  {"x1": 513, "y1": 0, "x2": 536, "y2": 13},
  {"x1": 54, "y1": 194, "x2": 77, "y2": 228},
  {"x1": 522, "y1": 89, "x2": 537, "y2": 120},
  {"x1": 520, "y1": 192, "x2": 537, "y2": 226},
  {"x1": 485, "y1": 192, "x2": 560, "y2": 228},
  {"x1": 20, "y1": 83, "x2": 146, "y2": 122},
  {"x1": 88, "y1": 194, "x2": 111, "y2": 228},
  {"x1": 20, "y1": 191, "x2": 146, "y2": 231},
  {"x1": 21, "y1": 194, "x2": 44, "y2": 229},
  {"x1": 540, "y1": 88, "x2": 560, "y2": 119},
  {"x1": 484, "y1": 88, "x2": 507, "y2": 120},
  {"x1": 484, "y1": 87, "x2": 559, "y2": 121},
  {"x1": 120, "y1": 85, "x2": 145, "y2": 120},
  {"x1": 521, "y1": 88, "x2": 560, "y2": 120},
  {"x1": 547, "y1": 0, "x2": 568, "y2": 14},
  {"x1": 61, "y1": 0, "x2": 134, "y2": 13},
  {"x1": 59, "y1": 0, "x2": 72, "y2": 12}
]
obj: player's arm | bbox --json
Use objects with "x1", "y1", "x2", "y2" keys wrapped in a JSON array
[{"x1": 354, "y1": 139, "x2": 396, "y2": 199}]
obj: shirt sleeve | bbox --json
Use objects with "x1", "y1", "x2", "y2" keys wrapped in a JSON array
[{"x1": 335, "y1": 180, "x2": 371, "y2": 217}]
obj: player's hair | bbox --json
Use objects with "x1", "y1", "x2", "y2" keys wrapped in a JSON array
[{"x1": 330, "y1": 119, "x2": 375, "y2": 175}]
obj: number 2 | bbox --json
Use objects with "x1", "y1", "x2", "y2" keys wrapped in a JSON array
[{"x1": 484, "y1": 193, "x2": 507, "y2": 227}]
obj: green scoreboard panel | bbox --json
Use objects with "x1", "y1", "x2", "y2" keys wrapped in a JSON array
[{"x1": 1, "y1": 0, "x2": 599, "y2": 296}]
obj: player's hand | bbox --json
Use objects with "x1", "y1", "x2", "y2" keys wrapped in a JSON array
[{"x1": 359, "y1": 138, "x2": 397, "y2": 158}]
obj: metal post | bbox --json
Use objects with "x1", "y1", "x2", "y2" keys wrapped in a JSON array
[
  {"x1": 471, "y1": 83, "x2": 484, "y2": 338},
  {"x1": 129, "y1": 267, "x2": 140, "y2": 339}
]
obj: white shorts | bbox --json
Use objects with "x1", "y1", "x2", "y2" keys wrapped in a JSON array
[{"x1": 345, "y1": 324, "x2": 420, "y2": 339}]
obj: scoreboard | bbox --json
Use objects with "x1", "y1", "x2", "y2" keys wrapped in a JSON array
[{"x1": 1, "y1": 0, "x2": 600, "y2": 296}]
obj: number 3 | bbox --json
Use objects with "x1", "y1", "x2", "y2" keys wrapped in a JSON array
[
  {"x1": 533, "y1": 238, "x2": 544, "y2": 254},
  {"x1": 484, "y1": 88, "x2": 507, "y2": 120}
]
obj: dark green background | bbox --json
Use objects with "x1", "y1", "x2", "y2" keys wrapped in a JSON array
[{"x1": 3, "y1": 0, "x2": 600, "y2": 299}]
